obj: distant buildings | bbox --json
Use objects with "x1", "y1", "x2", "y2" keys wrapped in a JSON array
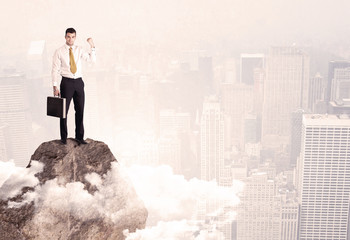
[
  {"x1": 237, "y1": 169, "x2": 298, "y2": 240},
  {"x1": 262, "y1": 46, "x2": 310, "y2": 147},
  {"x1": 237, "y1": 172, "x2": 281, "y2": 240},
  {"x1": 308, "y1": 73, "x2": 325, "y2": 112},
  {"x1": 326, "y1": 61, "x2": 350, "y2": 103},
  {"x1": 159, "y1": 109, "x2": 191, "y2": 135},
  {"x1": 221, "y1": 82, "x2": 254, "y2": 149},
  {"x1": 0, "y1": 124, "x2": 9, "y2": 162},
  {"x1": 328, "y1": 99, "x2": 350, "y2": 114},
  {"x1": 240, "y1": 54, "x2": 265, "y2": 85},
  {"x1": 290, "y1": 109, "x2": 305, "y2": 166},
  {"x1": 280, "y1": 199, "x2": 299, "y2": 240},
  {"x1": 331, "y1": 67, "x2": 350, "y2": 101}
]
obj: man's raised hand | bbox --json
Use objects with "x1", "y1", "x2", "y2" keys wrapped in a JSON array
[{"x1": 87, "y1": 38, "x2": 95, "y2": 48}]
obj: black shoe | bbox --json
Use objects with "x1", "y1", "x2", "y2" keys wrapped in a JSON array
[
  {"x1": 61, "y1": 139, "x2": 67, "y2": 145},
  {"x1": 75, "y1": 138, "x2": 87, "y2": 145}
]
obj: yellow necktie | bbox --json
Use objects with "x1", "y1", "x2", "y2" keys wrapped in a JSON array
[{"x1": 69, "y1": 47, "x2": 77, "y2": 74}]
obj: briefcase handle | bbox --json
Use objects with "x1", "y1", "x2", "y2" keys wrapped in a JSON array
[{"x1": 53, "y1": 92, "x2": 61, "y2": 98}]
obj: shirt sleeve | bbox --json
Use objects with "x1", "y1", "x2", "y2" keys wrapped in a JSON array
[
  {"x1": 51, "y1": 49, "x2": 61, "y2": 87},
  {"x1": 81, "y1": 47, "x2": 96, "y2": 63}
]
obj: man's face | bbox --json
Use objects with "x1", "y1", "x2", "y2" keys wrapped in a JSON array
[{"x1": 65, "y1": 32, "x2": 76, "y2": 46}]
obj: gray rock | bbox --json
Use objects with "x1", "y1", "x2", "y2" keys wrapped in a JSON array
[{"x1": 0, "y1": 138, "x2": 148, "y2": 240}]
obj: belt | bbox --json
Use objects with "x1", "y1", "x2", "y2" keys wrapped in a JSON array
[{"x1": 62, "y1": 76, "x2": 82, "y2": 80}]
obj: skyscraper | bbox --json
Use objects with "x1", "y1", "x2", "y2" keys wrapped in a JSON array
[
  {"x1": 331, "y1": 67, "x2": 350, "y2": 101},
  {"x1": 308, "y1": 73, "x2": 325, "y2": 112},
  {"x1": 298, "y1": 114, "x2": 350, "y2": 240},
  {"x1": 244, "y1": 114, "x2": 259, "y2": 144},
  {"x1": 200, "y1": 96, "x2": 225, "y2": 182},
  {"x1": 262, "y1": 46, "x2": 310, "y2": 146},
  {"x1": 237, "y1": 172, "x2": 281, "y2": 240},
  {"x1": 159, "y1": 109, "x2": 191, "y2": 135},
  {"x1": 0, "y1": 72, "x2": 31, "y2": 167},
  {"x1": 290, "y1": 109, "x2": 304, "y2": 166},
  {"x1": 326, "y1": 61, "x2": 350, "y2": 103},
  {"x1": 240, "y1": 54, "x2": 265, "y2": 85},
  {"x1": 280, "y1": 200, "x2": 299, "y2": 240},
  {"x1": 199, "y1": 96, "x2": 230, "y2": 239},
  {"x1": 221, "y1": 82, "x2": 254, "y2": 148}
]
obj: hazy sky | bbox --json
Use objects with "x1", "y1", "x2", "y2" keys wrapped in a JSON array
[{"x1": 1, "y1": 0, "x2": 350, "y2": 56}]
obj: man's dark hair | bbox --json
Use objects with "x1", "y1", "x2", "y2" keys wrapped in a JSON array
[{"x1": 65, "y1": 28, "x2": 76, "y2": 35}]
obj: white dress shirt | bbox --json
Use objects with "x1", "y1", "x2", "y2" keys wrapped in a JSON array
[{"x1": 51, "y1": 44, "x2": 96, "y2": 86}]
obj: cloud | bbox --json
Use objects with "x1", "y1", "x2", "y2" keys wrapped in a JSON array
[
  {"x1": 124, "y1": 220, "x2": 225, "y2": 240},
  {"x1": 0, "y1": 161, "x2": 243, "y2": 239},
  {"x1": 123, "y1": 164, "x2": 243, "y2": 238},
  {"x1": 0, "y1": 160, "x2": 43, "y2": 200}
]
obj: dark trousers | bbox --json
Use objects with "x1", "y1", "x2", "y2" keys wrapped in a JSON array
[{"x1": 60, "y1": 77, "x2": 85, "y2": 140}]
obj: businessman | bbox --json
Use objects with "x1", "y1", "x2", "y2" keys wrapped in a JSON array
[{"x1": 52, "y1": 28, "x2": 96, "y2": 145}]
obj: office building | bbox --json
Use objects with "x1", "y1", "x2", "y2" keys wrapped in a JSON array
[
  {"x1": 244, "y1": 114, "x2": 260, "y2": 144},
  {"x1": 280, "y1": 199, "x2": 299, "y2": 240},
  {"x1": 159, "y1": 109, "x2": 191, "y2": 135},
  {"x1": 331, "y1": 67, "x2": 350, "y2": 101},
  {"x1": 240, "y1": 54, "x2": 264, "y2": 85},
  {"x1": 298, "y1": 114, "x2": 350, "y2": 240},
  {"x1": 237, "y1": 172, "x2": 281, "y2": 240},
  {"x1": 0, "y1": 72, "x2": 31, "y2": 167},
  {"x1": 308, "y1": 73, "x2": 325, "y2": 112},
  {"x1": 199, "y1": 96, "x2": 229, "y2": 239},
  {"x1": 290, "y1": 109, "x2": 304, "y2": 165},
  {"x1": 221, "y1": 82, "x2": 254, "y2": 148},
  {"x1": 326, "y1": 61, "x2": 350, "y2": 102},
  {"x1": 200, "y1": 96, "x2": 225, "y2": 182},
  {"x1": 262, "y1": 46, "x2": 310, "y2": 146},
  {"x1": 328, "y1": 99, "x2": 350, "y2": 114}
]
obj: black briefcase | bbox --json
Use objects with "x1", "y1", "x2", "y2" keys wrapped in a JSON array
[{"x1": 47, "y1": 96, "x2": 66, "y2": 118}]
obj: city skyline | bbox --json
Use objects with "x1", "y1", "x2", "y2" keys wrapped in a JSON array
[
  {"x1": 2, "y1": 1, "x2": 350, "y2": 239},
  {"x1": 1, "y1": 40, "x2": 350, "y2": 239}
]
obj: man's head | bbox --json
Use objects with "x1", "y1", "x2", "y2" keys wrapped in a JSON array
[{"x1": 65, "y1": 28, "x2": 76, "y2": 47}]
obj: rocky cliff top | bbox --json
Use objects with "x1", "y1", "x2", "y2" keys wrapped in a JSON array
[
  {"x1": 28, "y1": 138, "x2": 116, "y2": 193},
  {"x1": 0, "y1": 138, "x2": 148, "y2": 240}
]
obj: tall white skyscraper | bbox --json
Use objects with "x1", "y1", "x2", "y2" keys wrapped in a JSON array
[
  {"x1": 200, "y1": 96, "x2": 225, "y2": 182},
  {"x1": 0, "y1": 73, "x2": 31, "y2": 167},
  {"x1": 262, "y1": 46, "x2": 310, "y2": 146},
  {"x1": 199, "y1": 96, "x2": 231, "y2": 239},
  {"x1": 298, "y1": 114, "x2": 350, "y2": 240}
]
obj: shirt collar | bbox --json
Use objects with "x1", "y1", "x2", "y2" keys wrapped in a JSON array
[{"x1": 64, "y1": 44, "x2": 75, "y2": 50}]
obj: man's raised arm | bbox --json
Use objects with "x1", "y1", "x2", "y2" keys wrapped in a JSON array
[{"x1": 82, "y1": 37, "x2": 96, "y2": 63}]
